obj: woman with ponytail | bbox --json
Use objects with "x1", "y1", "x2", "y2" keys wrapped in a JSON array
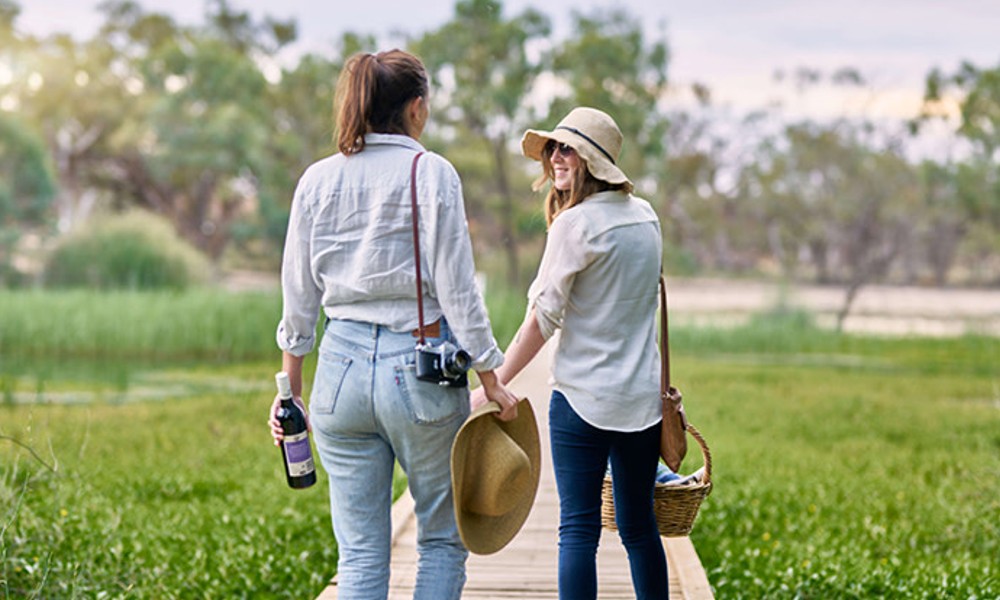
[{"x1": 269, "y1": 49, "x2": 518, "y2": 600}]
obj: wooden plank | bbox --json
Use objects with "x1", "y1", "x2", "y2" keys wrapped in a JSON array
[{"x1": 665, "y1": 536, "x2": 715, "y2": 600}]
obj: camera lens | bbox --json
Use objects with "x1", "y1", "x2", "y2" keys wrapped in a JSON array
[{"x1": 442, "y1": 348, "x2": 471, "y2": 378}]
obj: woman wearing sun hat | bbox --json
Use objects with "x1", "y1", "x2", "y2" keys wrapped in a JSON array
[{"x1": 470, "y1": 107, "x2": 667, "y2": 598}]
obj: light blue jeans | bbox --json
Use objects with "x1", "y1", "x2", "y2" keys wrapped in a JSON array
[{"x1": 309, "y1": 318, "x2": 470, "y2": 600}]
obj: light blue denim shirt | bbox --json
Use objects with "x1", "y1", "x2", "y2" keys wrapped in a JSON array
[
  {"x1": 277, "y1": 133, "x2": 504, "y2": 371},
  {"x1": 527, "y1": 191, "x2": 663, "y2": 431}
]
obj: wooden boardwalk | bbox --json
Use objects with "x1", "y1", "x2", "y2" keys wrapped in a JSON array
[{"x1": 318, "y1": 343, "x2": 714, "y2": 599}]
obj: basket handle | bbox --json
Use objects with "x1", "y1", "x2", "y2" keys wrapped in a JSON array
[{"x1": 685, "y1": 423, "x2": 712, "y2": 485}]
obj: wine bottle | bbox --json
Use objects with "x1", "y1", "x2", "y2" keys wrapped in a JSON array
[{"x1": 275, "y1": 371, "x2": 316, "y2": 489}]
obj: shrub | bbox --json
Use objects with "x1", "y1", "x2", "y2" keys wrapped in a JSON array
[{"x1": 43, "y1": 211, "x2": 210, "y2": 290}]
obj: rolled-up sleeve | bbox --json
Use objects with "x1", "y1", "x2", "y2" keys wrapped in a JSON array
[
  {"x1": 276, "y1": 178, "x2": 322, "y2": 356},
  {"x1": 529, "y1": 215, "x2": 594, "y2": 340},
  {"x1": 425, "y1": 158, "x2": 504, "y2": 371}
]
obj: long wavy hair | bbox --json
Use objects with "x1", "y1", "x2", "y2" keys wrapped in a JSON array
[{"x1": 535, "y1": 143, "x2": 633, "y2": 226}]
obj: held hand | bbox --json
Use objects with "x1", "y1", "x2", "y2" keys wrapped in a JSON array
[
  {"x1": 268, "y1": 394, "x2": 311, "y2": 446},
  {"x1": 483, "y1": 381, "x2": 520, "y2": 422},
  {"x1": 475, "y1": 370, "x2": 519, "y2": 421},
  {"x1": 469, "y1": 386, "x2": 488, "y2": 412}
]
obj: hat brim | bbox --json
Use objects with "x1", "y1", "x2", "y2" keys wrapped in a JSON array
[
  {"x1": 521, "y1": 128, "x2": 631, "y2": 186},
  {"x1": 451, "y1": 399, "x2": 540, "y2": 555}
]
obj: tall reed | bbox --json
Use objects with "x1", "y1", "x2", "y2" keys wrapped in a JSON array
[{"x1": 0, "y1": 289, "x2": 281, "y2": 360}]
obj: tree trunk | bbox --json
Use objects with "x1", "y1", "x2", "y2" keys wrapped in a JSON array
[
  {"x1": 810, "y1": 239, "x2": 831, "y2": 284},
  {"x1": 835, "y1": 277, "x2": 863, "y2": 333},
  {"x1": 927, "y1": 221, "x2": 965, "y2": 286},
  {"x1": 491, "y1": 138, "x2": 519, "y2": 286},
  {"x1": 115, "y1": 155, "x2": 234, "y2": 261}
]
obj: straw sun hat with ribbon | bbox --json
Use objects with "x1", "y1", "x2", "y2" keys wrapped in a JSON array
[
  {"x1": 450, "y1": 399, "x2": 540, "y2": 555},
  {"x1": 521, "y1": 106, "x2": 632, "y2": 186}
]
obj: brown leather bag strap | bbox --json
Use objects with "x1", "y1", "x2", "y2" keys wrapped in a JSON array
[
  {"x1": 410, "y1": 152, "x2": 426, "y2": 344},
  {"x1": 660, "y1": 274, "x2": 670, "y2": 391},
  {"x1": 660, "y1": 274, "x2": 688, "y2": 431}
]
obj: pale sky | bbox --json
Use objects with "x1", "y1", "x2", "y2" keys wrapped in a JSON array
[{"x1": 12, "y1": 0, "x2": 1000, "y2": 123}]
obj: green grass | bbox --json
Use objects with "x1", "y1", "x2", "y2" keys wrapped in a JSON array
[
  {"x1": 1, "y1": 368, "x2": 338, "y2": 598},
  {"x1": 1, "y1": 360, "x2": 410, "y2": 599},
  {"x1": 0, "y1": 289, "x2": 281, "y2": 361},
  {"x1": 2, "y1": 290, "x2": 999, "y2": 598},
  {"x1": 0, "y1": 285, "x2": 523, "y2": 362},
  {"x1": 675, "y1": 338, "x2": 1000, "y2": 597}
]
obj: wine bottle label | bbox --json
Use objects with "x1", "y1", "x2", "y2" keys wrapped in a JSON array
[{"x1": 283, "y1": 432, "x2": 315, "y2": 477}]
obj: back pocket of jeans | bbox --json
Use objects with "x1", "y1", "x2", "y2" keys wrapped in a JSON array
[
  {"x1": 310, "y1": 352, "x2": 353, "y2": 415},
  {"x1": 394, "y1": 364, "x2": 468, "y2": 425}
]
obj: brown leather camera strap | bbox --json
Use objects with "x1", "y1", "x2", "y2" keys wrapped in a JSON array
[{"x1": 410, "y1": 151, "x2": 427, "y2": 345}]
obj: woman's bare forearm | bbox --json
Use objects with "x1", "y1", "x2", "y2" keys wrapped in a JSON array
[
  {"x1": 282, "y1": 352, "x2": 306, "y2": 398},
  {"x1": 496, "y1": 309, "x2": 546, "y2": 385}
]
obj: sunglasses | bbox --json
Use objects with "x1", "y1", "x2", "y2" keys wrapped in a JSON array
[{"x1": 544, "y1": 140, "x2": 576, "y2": 158}]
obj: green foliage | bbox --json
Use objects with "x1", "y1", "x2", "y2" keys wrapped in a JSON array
[
  {"x1": 925, "y1": 61, "x2": 1000, "y2": 160},
  {"x1": 0, "y1": 114, "x2": 56, "y2": 225},
  {"x1": 415, "y1": 0, "x2": 552, "y2": 286},
  {"x1": 745, "y1": 122, "x2": 918, "y2": 286},
  {"x1": 0, "y1": 383, "x2": 340, "y2": 598},
  {"x1": 483, "y1": 280, "x2": 528, "y2": 347},
  {"x1": 1, "y1": 0, "x2": 998, "y2": 288},
  {"x1": 42, "y1": 211, "x2": 210, "y2": 291},
  {"x1": 1, "y1": 304, "x2": 997, "y2": 597},
  {"x1": 548, "y1": 8, "x2": 669, "y2": 185},
  {"x1": 680, "y1": 337, "x2": 1000, "y2": 598},
  {"x1": 0, "y1": 113, "x2": 56, "y2": 286},
  {"x1": 0, "y1": 287, "x2": 279, "y2": 360},
  {"x1": 0, "y1": 281, "x2": 525, "y2": 362}
]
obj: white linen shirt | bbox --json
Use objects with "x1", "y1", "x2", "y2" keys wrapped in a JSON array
[
  {"x1": 528, "y1": 191, "x2": 663, "y2": 431},
  {"x1": 276, "y1": 133, "x2": 504, "y2": 371}
]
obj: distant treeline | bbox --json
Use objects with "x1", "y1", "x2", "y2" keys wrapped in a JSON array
[{"x1": 1, "y1": 0, "x2": 998, "y2": 292}]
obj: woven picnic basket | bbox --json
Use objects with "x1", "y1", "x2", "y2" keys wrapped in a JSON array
[{"x1": 601, "y1": 422, "x2": 712, "y2": 537}]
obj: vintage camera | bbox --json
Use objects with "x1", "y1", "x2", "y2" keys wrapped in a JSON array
[{"x1": 415, "y1": 341, "x2": 471, "y2": 388}]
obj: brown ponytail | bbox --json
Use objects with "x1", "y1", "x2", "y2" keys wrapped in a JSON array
[{"x1": 335, "y1": 49, "x2": 429, "y2": 155}]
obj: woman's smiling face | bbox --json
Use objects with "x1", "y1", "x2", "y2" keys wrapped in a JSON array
[{"x1": 546, "y1": 140, "x2": 580, "y2": 191}]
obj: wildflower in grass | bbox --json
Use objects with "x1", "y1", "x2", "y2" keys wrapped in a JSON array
[{"x1": 59, "y1": 508, "x2": 68, "y2": 517}]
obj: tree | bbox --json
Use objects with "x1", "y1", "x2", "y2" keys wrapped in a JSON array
[
  {"x1": 0, "y1": 0, "x2": 18, "y2": 40},
  {"x1": 925, "y1": 61, "x2": 1000, "y2": 162},
  {"x1": 0, "y1": 114, "x2": 56, "y2": 284},
  {"x1": 831, "y1": 139, "x2": 917, "y2": 330},
  {"x1": 416, "y1": 0, "x2": 550, "y2": 285},
  {"x1": 921, "y1": 61, "x2": 1000, "y2": 282},
  {"x1": 0, "y1": 12, "x2": 137, "y2": 233},
  {"x1": 745, "y1": 121, "x2": 918, "y2": 328},
  {"x1": 93, "y1": 1, "x2": 292, "y2": 260},
  {"x1": 241, "y1": 32, "x2": 374, "y2": 265},
  {"x1": 547, "y1": 9, "x2": 669, "y2": 192},
  {"x1": 913, "y1": 161, "x2": 966, "y2": 285},
  {"x1": 659, "y1": 97, "x2": 770, "y2": 275}
]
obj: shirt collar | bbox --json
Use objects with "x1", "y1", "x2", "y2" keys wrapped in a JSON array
[
  {"x1": 364, "y1": 133, "x2": 426, "y2": 152},
  {"x1": 586, "y1": 190, "x2": 630, "y2": 204}
]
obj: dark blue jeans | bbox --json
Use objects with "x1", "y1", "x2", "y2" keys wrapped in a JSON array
[{"x1": 549, "y1": 391, "x2": 668, "y2": 600}]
